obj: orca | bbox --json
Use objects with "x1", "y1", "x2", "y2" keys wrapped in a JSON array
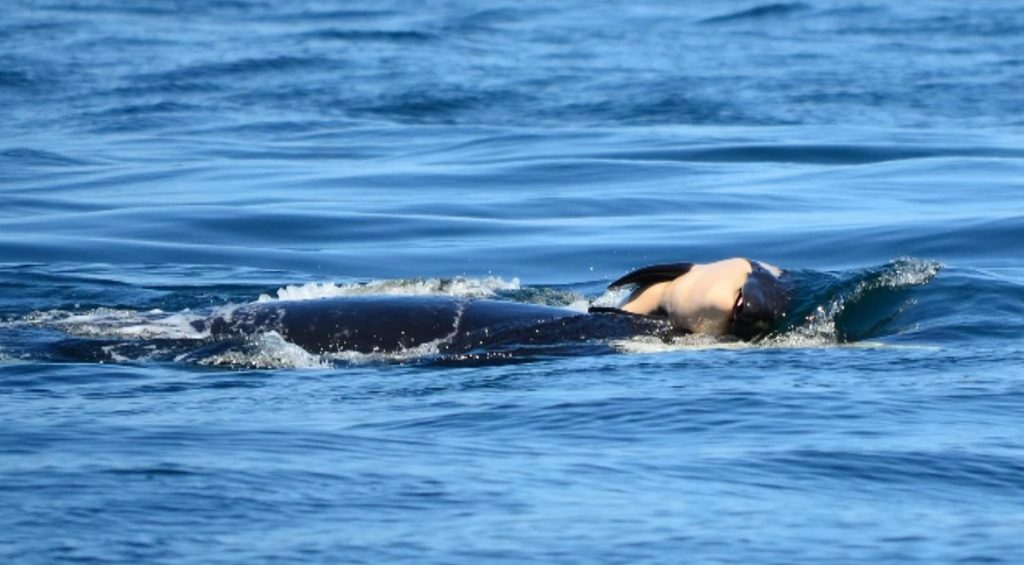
[
  {"x1": 591, "y1": 257, "x2": 791, "y2": 341},
  {"x1": 197, "y1": 258, "x2": 791, "y2": 356},
  {"x1": 199, "y1": 295, "x2": 672, "y2": 356}
]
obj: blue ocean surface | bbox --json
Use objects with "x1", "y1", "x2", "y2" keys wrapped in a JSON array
[{"x1": 2, "y1": 0, "x2": 1024, "y2": 562}]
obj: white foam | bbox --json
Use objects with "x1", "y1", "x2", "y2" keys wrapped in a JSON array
[
  {"x1": 611, "y1": 333, "x2": 938, "y2": 353},
  {"x1": 565, "y1": 298, "x2": 592, "y2": 313},
  {"x1": 23, "y1": 308, "x2": 209, "y2": 340},
  {"x1": 877, "y1": 257, "x2": 943, "y2": 287},
  {"x1": 589, "y1": 286, "x2": 633, "y2": 309},
  {"x1": 199, "y1": 332, "x2": 329, "y2": 369},
  {"x1": 257, "y1": 276, "x2": 521, "y2": 303},
  {"x1": 611, "y1": 334, "x2": 747, "y2": 353}
]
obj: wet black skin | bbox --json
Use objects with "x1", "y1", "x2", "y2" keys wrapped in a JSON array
[
  {"x1": 730, "y1": 261, "x2": 793, "y2": 341},
  {"x1": 200, "y1": 295, "x2": 671, "y2": 355}
]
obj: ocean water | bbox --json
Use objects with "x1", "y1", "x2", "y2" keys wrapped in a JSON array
[{"x1": 2, "y1": 0, "x2": 1024, "y2": 562}]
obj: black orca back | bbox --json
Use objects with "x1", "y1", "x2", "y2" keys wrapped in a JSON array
[{"x1": 208, "y1": 296, "x2": 579, "y2": 354}]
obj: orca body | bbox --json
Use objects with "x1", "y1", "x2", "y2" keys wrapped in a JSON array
[
  {"x1": 198, "y1": 257, "x2": 791, "y2": 357},
  {"x1": 202, "y1": 295, "x2": 671, "y2": 355}
]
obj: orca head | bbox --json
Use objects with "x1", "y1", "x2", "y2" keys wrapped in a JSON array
[{"x1": 730, "y1": 262, "x2": 791, "y2": 341}]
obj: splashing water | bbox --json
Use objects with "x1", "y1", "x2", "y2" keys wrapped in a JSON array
[{"x1": 258, "y1": 276, "x2": 521, "y2": 302}]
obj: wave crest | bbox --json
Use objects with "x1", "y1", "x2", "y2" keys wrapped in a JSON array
[{"x1": 788, "y1": 257, "x2": 942, "y2": 343}]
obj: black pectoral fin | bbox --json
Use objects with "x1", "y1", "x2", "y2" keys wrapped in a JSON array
[{"x1": 607, "y1": 262, "x2": 694, "y2": 289}]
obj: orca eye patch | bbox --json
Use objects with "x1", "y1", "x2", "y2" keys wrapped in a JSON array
[{"x1": 730, "y1": 264, "x2": 792, "y2": 341}]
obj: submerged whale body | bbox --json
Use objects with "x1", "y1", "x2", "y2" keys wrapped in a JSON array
[{"x1": 201, "y1": 295, "x2": 673, "y2": 356}]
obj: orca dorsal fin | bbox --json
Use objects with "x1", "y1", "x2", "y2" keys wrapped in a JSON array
[{"x1": 607, "y1": 262, "x2": 695, "y2": 289}]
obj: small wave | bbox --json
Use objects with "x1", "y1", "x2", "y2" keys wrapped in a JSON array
[
  {"x1": 138, "y1": 56, "x2": 343, "y2": 85},
  {"x1": 0, "y1": 70, "x2": 34, "y2": 89},
  {"x1": 265, "y1": 9, "x2": 398, "y2": 23},
  {"x1": 789, "y1": 258, "x2": 942, "y2": 343},
  {"x1": 77, "y1": 101, "x2": 206, "y2": 132},
  {"x1": 754, "y1": 448, "x2": 1024, "y2": 493},
  {"x1": 444, "y1": 7, "x2": 543, "y2": 33},
  {"x1": 562, "y1": 92, "x2": 759, "y2": 127},
  {"x1": 93, "y1": 101, "x2": 201, "y2": 117},
  {"x1": 0, "y1": 148, "x2": 91, "y2": 167},
  {"x1": 258, "y1": 276, "x2": 521, "y2": 302},
  {"x1": 350, "y1": 87, "x2": 529, "y2": 123},
  {"x1": 598, "y1": 144, "x2": 976, "y2": 165},
  {"x1": 874, "y1": 259, "x2": 944, "y2": 288},
  {"x1": 298, "y1": 29, "x2": 436, "y2": 42},
  {"x1": 700, "y1": 3, "x2": 810, "y2": 24}
]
